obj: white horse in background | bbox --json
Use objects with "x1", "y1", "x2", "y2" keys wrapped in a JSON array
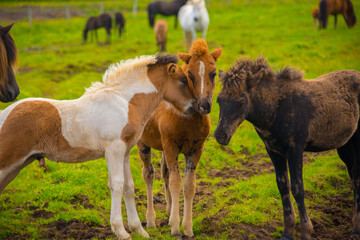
[{"x1": 178, "y1": 0, "x2": 209, "y2": 51}]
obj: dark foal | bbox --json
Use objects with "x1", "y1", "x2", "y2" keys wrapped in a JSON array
[
  {"x1": 214, "y1": 56, "x2": 360, "y2": 240},
  {"x1": 83, "y1": 13, "x2": 112, "y2": 44},
  {"x1": 0, "y1": 23, "x2": 19, "y2": 102},
  {"x1": 147, "y1": 0, "x2": 188, "y2": 28},
  {"x1": 115, "y1": 12, "x2": 125, "y2": 37}
]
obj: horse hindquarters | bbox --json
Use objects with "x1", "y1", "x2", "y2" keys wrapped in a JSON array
[{"x1": 337, "y1": 127, "x2": 360, "y2": 238}]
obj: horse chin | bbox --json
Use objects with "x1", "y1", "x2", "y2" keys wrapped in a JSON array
[{"x1": 214, "y1": 128, "x2": 232, "y2": 146}]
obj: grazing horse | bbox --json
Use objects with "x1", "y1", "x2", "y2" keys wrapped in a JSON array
[
  {"x1": 0, "y1": 23, "x2": 19, "y2": 103},
  {"x1": 83, "y1": 13, "x2": 112, "y2": 44},
  {"x1": 178, "y1": 0, "x2": 209, "y2": 51},
  {"x1": 0, "y1": 54, "x2": 196, "y2": 240},
  {"x1": 154, "y1": 19, "x2": 168, "y2": 52},
  {"x1": 137, "y1": 39, "x2": 222, "y2": 237},
  {"x1": 319, "y1": 0, "x2": 356, "y2": 29},
  {"x1": 214, "y1": 56, "x2": 360, "y2": 240},
  {"x1": 312, "y1": 7, "x2": 320, "y2": 28},
  {"x1": 147, "y1": 0, "x2": 188, "y2": 28},
  {"x1": 115, "y1": 12, "x2": 125, "y2": 37}
]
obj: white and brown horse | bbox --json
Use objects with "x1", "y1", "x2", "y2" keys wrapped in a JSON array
[
  {"x1": 137, "y1": 39, "x2": 222, "y2": 237},
  {"x1": 0, "y1": 23, "x2": 19, "y2": 103},
  {"x1": 0, "y1": 54, "x2": 195, "y2": 240}
]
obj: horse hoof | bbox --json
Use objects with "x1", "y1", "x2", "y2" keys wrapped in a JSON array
[{"x1": 281, "y1": 236, "x2": 294, "y2": 240}]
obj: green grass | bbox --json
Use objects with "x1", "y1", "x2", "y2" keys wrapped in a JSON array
[{"x1": 0, "y1": 0, "x2": 359, "y2": 239}]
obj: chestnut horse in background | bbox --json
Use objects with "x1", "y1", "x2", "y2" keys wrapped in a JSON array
[
  {"x1": 154, "y1": 19, "x2": 168, "y2": 52},
  {"x1": 319, "y1": 0, "x2": 356, "y2": 28},
  {"x1": 0, "y1": 23, "x2": 19, "y2": 102},
  {"x1": 137, "y1": 39, "x2": 222, "y2": 237},
  {"x1": 83, "y1": 13, "x2": 112, "y2": 44},
  {"x1": 0, "y1": 54, "x2": 196, "y2": 240},
  {"x1": 312, "y1": 7, "x2": 320, "y2": 28}
]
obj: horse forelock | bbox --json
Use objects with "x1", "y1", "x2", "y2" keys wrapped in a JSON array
[
  {"x1": 190, "y1": 39, "x2": 209, "y2": 58},
  {"x1": 85, "y1": 55, "x2": 157, "y2": 94},
  {"x1": 153, "y1": 54, "x2": 178, "y2": 66}
]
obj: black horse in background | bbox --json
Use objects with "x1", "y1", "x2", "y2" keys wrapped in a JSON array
[
  {"x1": 147, "y1": 0, "x2": 188, "y2": 28},
  {"x1": 115, "y1": 12, "x2": 125, "y2": 37},
  {"x1": 214, "y1": 56, "x2": 360, "y2": 240},
  {"x1": 83, "y1": 13, "x2": 112, "y2": 44},
  {"x1": 0, "y1": 23, "x2": 19, "y2": 102}
]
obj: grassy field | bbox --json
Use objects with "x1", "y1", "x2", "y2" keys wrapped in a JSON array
[{"x1": 0, "y1": 0, "x2": 359, "y2": 239}]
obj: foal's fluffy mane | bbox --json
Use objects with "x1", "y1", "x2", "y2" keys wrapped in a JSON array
[
  {"x1": 220, "y1": 56, "x2": 303, "y2": 91},
  {"x1": 85, "y1": 54, "x2": 178, "y2": 94},
  {"x1": 190, "y1": 39, "x2": 209, "y2": 58}
]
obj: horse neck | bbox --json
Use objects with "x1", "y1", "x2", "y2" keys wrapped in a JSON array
[{"x1": 246, "y1": 82, "x2": 281, "y2": 130}]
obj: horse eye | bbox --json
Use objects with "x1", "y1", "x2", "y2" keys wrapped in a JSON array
[{"x1": 181, "y1": 77, "x2": 188, "y2": 85}]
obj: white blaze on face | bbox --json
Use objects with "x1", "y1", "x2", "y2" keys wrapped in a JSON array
[{"x1": 199, "y1": 61, "x2": 205, "y2": 95}]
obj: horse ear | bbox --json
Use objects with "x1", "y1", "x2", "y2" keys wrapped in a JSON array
[
  {"x1": 177, "y1": 52, "x2": 191, "y2": 64},
  {"x1": 218, "y1": 70, "x2": 225, "y2": 79},
  {"x1": 211, "y1": 47, "x2": 222, "y2": 61},
  {"x1": 1, "y1": 23, "x2": 15, "y2": 35},
  {"x1": 167, "y1": 63, "x2": 177, "y2": 75}
]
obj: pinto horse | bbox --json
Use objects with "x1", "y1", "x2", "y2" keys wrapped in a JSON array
[
  {"x1": 178, "y1": 0, "x2": 209, "y2": 51},
  {"x1": 319, "y1": 0, "x2": 356, "y2": 29},
  {"x1": 214, "y1": 56, "x2": 360, "y2": 240},
  {"x1": 0, "y1": 23, "x2": 19, "y2": 103},
  {"x1": 147, "y1": 0, "x2": 188, "y2": 28},
  {"x1": 0, "y1": 54, "x2": 196, "y2": 240},
  {"x1": 83, "y1": 13, "x2": 112, "y2": 44},
  {"x1": 137, "y1": 39, "x2": 222, "y2": 237}
]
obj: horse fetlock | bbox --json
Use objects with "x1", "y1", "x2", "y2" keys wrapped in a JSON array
[
  {"x1": 111, "y1": 224, "x2": 130, "y2": 240},
  {"x1": 131, "y1": 225, "x2": 150, "y2": 238},
  {"x1": 169, "y1": 216, "x2": 180, "y2": 236},
  {"x1": 183, "y1": 221, "x2": 194, "y2": 237},
  {"x1": 146, "y1": 209, "x2": 156, "y2": 228}
]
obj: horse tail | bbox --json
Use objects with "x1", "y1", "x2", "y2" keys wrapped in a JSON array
[
  {"x1": 319, "y1": 0, "x2": 327, "y2": 29},
  {"x1": 345, "y1": 0, "x2": 356, "y2": 27}
]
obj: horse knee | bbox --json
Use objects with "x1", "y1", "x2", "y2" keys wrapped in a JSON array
[{"x1": 108, "y1": 176, "x2": 124, "y2": 193}]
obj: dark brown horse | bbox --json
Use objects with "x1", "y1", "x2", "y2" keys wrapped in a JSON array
[
  {"x1": 83, "y1": 13, "x2": 112, "y2": 44},
  {"x1": 115, "y1": 12, "x2": 125, "y2": 37},
  {"x1": 319, "y1": 0, "x2": 356, "y2": 28},
  {"x1": 214, "y1": 56, "x2": 360, "y2": 240},
  {"x1": 0, "y1": 23, "x2": 19, "y2": 103},
  {"x1": 147, "y1": 0, "x2": 188, "y2": 28}
]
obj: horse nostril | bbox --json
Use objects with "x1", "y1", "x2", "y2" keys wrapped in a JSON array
[{"x1": 194, "y1": 17, "x2": 198, "y2": 22}]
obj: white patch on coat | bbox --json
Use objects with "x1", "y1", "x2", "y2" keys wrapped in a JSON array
[
  {"x1": 53, "y1": 56, "x2": 158, "y2": 151},
  {"x1": 199, "y1": 61, "x2": 205, "y2": 94}
]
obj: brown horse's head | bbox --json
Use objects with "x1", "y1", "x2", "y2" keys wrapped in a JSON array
[
  {"x1": 345, "y1": 0, "x2": 357, "y2": 27},
  {"x1": 0, "y1": 23, "x2": 19, "y2": 103},
  {"x1": 214, "y1": 56, "x2": 273, "y2": 145},
  {"x1": 178, "y1": 39, "x2": 222, "y2": 115}
]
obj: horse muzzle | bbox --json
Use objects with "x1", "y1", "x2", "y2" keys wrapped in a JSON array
[
  {"x1": 214, "y1": 127, "x2": 231, "y2": 146},
  {"x1": 197, "y1": 99, "x2": 212, "y2": 115}
]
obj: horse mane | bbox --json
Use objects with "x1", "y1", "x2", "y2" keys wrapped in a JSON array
[
  {"x1": 189, "y1": 39, "x2": 208, "y2": 58},
  {"x1": 221, "y1": 56, "x2": 303, "y2": 92},
  {"x1": 85, "y1": 54, "x2": 178, "y2": 94},
  {"x1": 276, "y1": 66, "x2": 304, "y2": 82},
  {"x1": 0, "y1": 27, "x2": 17, "y2": 90}
]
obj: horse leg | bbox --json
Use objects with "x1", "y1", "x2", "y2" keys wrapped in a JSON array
[
  {"x1": 161, "y1": 153, "x2": 172, "y2": 216},
  {"x1": 287, "y1": 147, "x2": 313, "y2": 240},
  {"x1": 107, "y1": 27, "x2": 111, "y2": 44},
  {"x1": 337, "y1": 140, "x2": 355, "y2": 179},
  {"x1": 334, "y1": 14, "x2": 337, "y2": 29},
  {"x1": 123, "y1": 150, "x2": 150, "y2": 238},
  {"x1": 162, "y1": 142, "x2": 181, "y2": 236},
  {"x1": 201, "y1": 27, "x2": 208, "y2": 40},
  {"x1": 137, "y1": 140, "x2": 156, "y2": 228},
  {"x1": 347, "y1": 128, "x2": 360, "y2": 238},
  {"x1": 184, "y1": 31, "x2": 192, "y2": 52},
  {"x1": 0, "y1": 157, "x2": 35, "y2": 194},
  {"x1": 182, "y1": 147, "x2": 203, "y2": 237},
  {"x1": 105, "y1": 139, "x2": 130, "y2": 239},
  {"x1": 174, "y1": 15, "x2": 178, "y2": 29},
  {"x1": 267, "y1": 149, "x2": 296, "y2": 240}
]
